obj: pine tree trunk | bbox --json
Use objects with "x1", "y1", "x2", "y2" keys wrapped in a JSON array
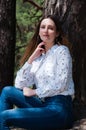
[
  {"x1": 0, "y1": 0, "x2": 16, "y2": 90},
  {"x1": 44, "y1": 0, "x2": 86, "y2": 120}
]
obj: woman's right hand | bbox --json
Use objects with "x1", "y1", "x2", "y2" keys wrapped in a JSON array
[{"x1": 28, "y1": 42, "x2": 45, "y2": 64}]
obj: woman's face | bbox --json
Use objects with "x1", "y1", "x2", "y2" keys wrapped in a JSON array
[{"x1": 39, "y1": 18, "x2": 58, "y2": 46}]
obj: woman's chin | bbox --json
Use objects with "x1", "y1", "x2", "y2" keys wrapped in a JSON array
[{"x1": 42, "y1": 39, "x2": 49, "y2": 43}]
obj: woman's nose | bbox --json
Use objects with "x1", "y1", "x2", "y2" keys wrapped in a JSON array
[{"x1": 44, "y1": 27, "x2": 48, "y2": 32}]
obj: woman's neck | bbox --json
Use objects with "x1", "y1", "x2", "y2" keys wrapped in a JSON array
[{"x1": 45, "y1": 42, "x2": 54, "y2": 52}]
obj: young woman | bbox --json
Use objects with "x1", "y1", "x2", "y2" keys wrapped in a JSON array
[{"x1": 0, "y1": 14, "x2": 74, "y2": 130}]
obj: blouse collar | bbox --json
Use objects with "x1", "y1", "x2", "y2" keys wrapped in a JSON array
[{"x1": 42, "y1": 44, "x2": 59, "y2": 56}]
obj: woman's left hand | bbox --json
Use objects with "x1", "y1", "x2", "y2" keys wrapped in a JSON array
[{"x1": 23, "y1": 87, "x2": 36, "y2": 97}]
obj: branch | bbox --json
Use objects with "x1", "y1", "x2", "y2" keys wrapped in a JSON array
[{"x1": 23, "y1": 0, "x2": 43, "y2": 10}]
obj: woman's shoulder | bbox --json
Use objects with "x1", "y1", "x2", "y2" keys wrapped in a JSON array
[
  {"x1": 55, "y1": 44, "x2": 70, "y2": 53},
  {"x1": 55, "y1": 44, "x2": 72, "y2": 61}
]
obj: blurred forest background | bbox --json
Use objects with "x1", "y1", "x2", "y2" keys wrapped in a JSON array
[{"x1": 16, "y1": 0, "x2": 44, "y2": 73}]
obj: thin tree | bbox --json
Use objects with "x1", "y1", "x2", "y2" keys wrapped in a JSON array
[{"x1": 0, "y1": 0, "x2": 16, "y2": 91}]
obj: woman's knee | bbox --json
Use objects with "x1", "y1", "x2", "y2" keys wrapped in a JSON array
[
  {"x1": 1, "y1": 86, "x2": 16, "y2": 97},
  {"x1": 2, "y1": 86, "x2": 13, "y2": 94}
]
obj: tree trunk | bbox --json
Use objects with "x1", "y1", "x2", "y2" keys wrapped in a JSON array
[
  {"x1": 0, "y1": 0, "x2": 16, "y2": 90},
  {"x1": 44, "y1": 0, "x2": 86, "y2": 120}
]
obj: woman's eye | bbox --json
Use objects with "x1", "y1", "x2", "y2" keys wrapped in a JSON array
[
  {"x1": 40, "y1": 26, "x2": 45, "y2": 29},
  {"x1": 49, "y1": 27, "x2": 54, "y2": 30},
  {"x1": 40, "y1": 25, "x2": 54, "y2": 30}
]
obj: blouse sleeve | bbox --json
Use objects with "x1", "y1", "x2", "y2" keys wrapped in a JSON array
[
  {"x1": 15, "y1": 62, "x2": 34, "y2": 89},
  {"x1": 36, "y1": 46, "x2": 73, "y2": 98}
]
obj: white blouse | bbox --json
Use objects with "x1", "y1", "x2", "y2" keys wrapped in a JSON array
[{"x1": 15, "y1": 44, "x2": 75, "y2": 98}]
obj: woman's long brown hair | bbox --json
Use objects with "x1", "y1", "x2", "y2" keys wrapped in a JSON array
[{"x1": 20, "y1": 14, "x2": 72, "y2": 66}]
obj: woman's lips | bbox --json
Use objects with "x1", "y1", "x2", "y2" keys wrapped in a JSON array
[{"x1": 43, "y1": 35, "x2": 49, "y2": 38}]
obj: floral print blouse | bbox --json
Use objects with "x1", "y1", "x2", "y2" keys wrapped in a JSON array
[{"x1": 15, "y1": 44, "x2": 74, "y2": 98}]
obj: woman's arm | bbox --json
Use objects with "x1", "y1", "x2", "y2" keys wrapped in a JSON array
[
  {"x1": 15, "y1": 42, "x2": 45, "y2": 90},
  {"x1": 15, "y1": 62, "x2": 34, "y2": 89}
]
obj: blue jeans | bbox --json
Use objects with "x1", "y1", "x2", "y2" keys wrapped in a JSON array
[{"x1": 0, "y1": 86, "x2": 73, "y2": 130}]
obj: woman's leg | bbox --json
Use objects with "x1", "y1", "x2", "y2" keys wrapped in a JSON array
[
  {"x1": 0, "y1": 105, "x2": 64, "y2": 130},
  {"x1": 0, "y1": 86, "x2": 43, "y2": 112},
  {"x1": 0, "y1": 86, "x2": 31, "y2": 112},
  {"x1": 0, "y1": 86, "x2": 44, "y2": 130},
  {"x1": 0, "y1": 95, "x2": 73, "y2": 130}
]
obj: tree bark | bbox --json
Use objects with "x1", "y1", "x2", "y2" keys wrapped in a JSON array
[
  {"x1": 44, "y1": 0, "x2": 86, "y2": 120},
  {"x1": 0, "y1": 0, "x2": 16, "y2": 90}
]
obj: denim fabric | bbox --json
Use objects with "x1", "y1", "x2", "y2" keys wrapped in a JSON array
[{"x1": 0, "y1": 86, "x2": 73, "y2": 130}]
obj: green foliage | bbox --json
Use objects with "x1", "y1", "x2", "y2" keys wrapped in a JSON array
[{"x1": 15, "y1": 0, "x2": 44, "y2": 72}]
